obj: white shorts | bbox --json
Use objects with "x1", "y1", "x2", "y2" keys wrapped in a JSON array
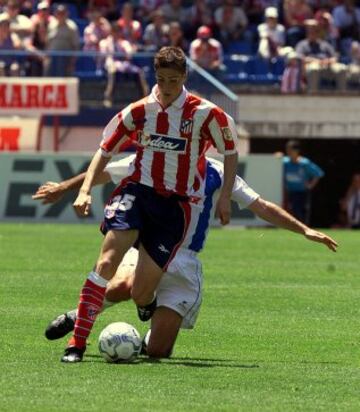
[{"x1": 120, "y1": 248, "x2": 203, "y2": 329}]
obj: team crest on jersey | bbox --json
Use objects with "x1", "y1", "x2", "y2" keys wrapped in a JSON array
[
  {"x1": 180, "y1": 119, "x2": 193, "y2": 135},
  {"x1": 221, "y1": 127, "x2": 233, "y2": 141},
  {"x1": 139, "y1": 132, "x2": 187, "y2": 153}
]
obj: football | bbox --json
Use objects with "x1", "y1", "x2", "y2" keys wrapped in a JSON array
[{"x1": 98, "y1": 322, "x2": 142, "y2": 363}]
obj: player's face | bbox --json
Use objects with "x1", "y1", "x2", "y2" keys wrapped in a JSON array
[{"x1": 155, "y1": 68, "x2": 186, "y2": 106}]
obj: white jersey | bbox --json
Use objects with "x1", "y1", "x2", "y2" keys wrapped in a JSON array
[{"x1": 105, "y1": 155, "x2": 259, "y2": 253}]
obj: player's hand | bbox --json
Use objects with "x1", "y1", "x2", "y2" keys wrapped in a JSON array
[
  {"x1": 215, "y1": 195, "x2": 231, "y2": 225},
  {"x1": 32, "y1": 182, "x2": 64, "y2": 204},
  {"x1": 304, "y1": 228, "x2": 338, "y2": 252},
  {"x1": 73, "y1": 191, "x2": 92, "y2": 216}
]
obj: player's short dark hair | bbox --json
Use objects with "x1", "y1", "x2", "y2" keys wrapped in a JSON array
[
  {"x1": 286, "y1": 139, "x2": 301, "y2": 152},
  {"x1": 154, "y1": 46, "x2": 187, "y2": 74}
]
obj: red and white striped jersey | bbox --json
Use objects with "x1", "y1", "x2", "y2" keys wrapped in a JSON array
[{"x1": 100, "y1": 85, "x2": 237, "y2": 197}]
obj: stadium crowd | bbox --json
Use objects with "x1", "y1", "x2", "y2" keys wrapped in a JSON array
[{"x1": 0, "y1": 0, "x2": 360, "y2": 92}]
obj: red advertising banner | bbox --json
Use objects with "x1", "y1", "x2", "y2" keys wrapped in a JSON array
[
  {"x1": 0, "y1": 117, "x2": 40, "y2": 151},
  {"x1": 0, "y1": 78, "x2": 79, "y2": 115}
]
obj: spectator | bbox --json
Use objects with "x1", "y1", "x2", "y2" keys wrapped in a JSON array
[
  {"x1": 214, "y1": 0, "x2": 248, "y2": 48},
  {"x1": 283, "y1": 139, "x2": 324, "y2": 224},
  {"x1": 332, "y1": 0, "x2": 360, "y2": 57},
  {"x1": 87, "y1": 0, "x2": 118, "y2": 21},
  {"x1": 0, "y1": 14, "x2": 21, "y2": 76},
  {"x1": 0, "y1": 0, "x2": 32, "y2": 45},
  {"x1": 258, "y1": 7, "x2": 289, "y2": 59},
  {"x1": 136, "y1": 0, "x2": 164, "y2": 24},
  {"x1": 161, "y1": 0, "x2": 187, "y2": 25},
  {"x1": 83, "y1": 9, "x2": 111, "y2": 51},
  {"x1": 284, "y1": 0, "x2": 313, "y2": 48},
  {"x1": 314, "y1": 9, "x2": 338, "y2": 48},
  {"x1": 341, "y1": 173, "x2": 360, "y2": 229},
  {"x1": 143, "y1": 10, "x2": 169, "y2": 51},
  {"x1": 184, "y1": 0, "x2": 213, "y2": 39},
  {"x1": 117, "y1": 3, "x2": 142, "y2": 47},
  {"x1": 24, "y1": 1, "x2": 54, "y2": 76},
  {"x1": 167, "y1": 21, "x2": 188, "y2": 51},
  {"x1": 189, "y1": 25, "x2": 224, "y2": 77},
  {"x1": 99, "y1": 23, "x2": 149, "y2": 107},
  {"x1": 281, "y1": 51, "x2": 305, "y2": 93},
  {"x1": 295, "y1": 19, "x2": 347, "y2": 92},
  {"x1": 45, "y1": 4, "x2": 80, "y2": 77},
  {"x1": 347, "y1": 40, "x2": 360, "y2": 86}
]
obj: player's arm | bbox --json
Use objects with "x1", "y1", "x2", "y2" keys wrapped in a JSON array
[
  {"x1": 249, "y1": 198, "x2": 338, "y2": 252},
  {"x1": 207, "y1": 110, "x2": 238, "y2": 225},
  {"x1": 32, "y1": 170, "x2": 111, "y2": 205},
  {"x1": 74, "y1": 109, "x2": 135, "y2": 216}
]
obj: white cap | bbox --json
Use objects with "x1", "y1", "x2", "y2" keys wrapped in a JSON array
[
  {"x1": 265, "y1": 7, "x2": 278, "y2": 18},
  {"x1": 37, "y1": 1, "x2": 50, "y2": 10}
]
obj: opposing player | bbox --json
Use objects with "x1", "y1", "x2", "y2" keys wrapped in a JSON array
[
  {"x1": 60, "y1": 46, "x2": 238, "y2": 362},
  {"x1": 33, "y1": 156, "x2": 337, "y2": 358}
]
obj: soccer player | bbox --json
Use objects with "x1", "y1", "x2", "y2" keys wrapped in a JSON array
[
  {"x1": 33, "y1": 156, "x2": 337, "y2": 359},
  {"x1": 60, "y1": 46, "x2": 238, "y2": 362}
]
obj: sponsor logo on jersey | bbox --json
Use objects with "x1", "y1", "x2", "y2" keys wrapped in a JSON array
[
  {"x1": 221, "y1": 127, "x2": 233, "y2": 141},
  {"x1": 140, "y1": 132, "x2": 187, "y2": 153},
  {"x1": 180, "y1": 119, "x2": 193, "y2": 135}
]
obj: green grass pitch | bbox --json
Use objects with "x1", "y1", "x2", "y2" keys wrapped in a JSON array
[{"x1": 0, "y1": 224, "x2": 359, "y2": 411}]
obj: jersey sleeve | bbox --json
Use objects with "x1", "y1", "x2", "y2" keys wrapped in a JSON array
[
  {"x1": 100, "y1": 106, "x2": 135, "y2": 158},
  {"x1": 205, "y1": 108, "x2": 237, "y2": 155},
  {"x1": 231, "y1": 176, "x2": 260, "y2": 209},
  {"x1": 306, "y1": 160, "x2": 325, "y2": 179},
  {"x1": 104, "y1": 154, "x2": 136, "y2": 184}
]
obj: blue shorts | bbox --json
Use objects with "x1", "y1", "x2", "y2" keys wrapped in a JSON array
[{"x1": 101, "y1": 182, "x2": 190, "y2": 270}]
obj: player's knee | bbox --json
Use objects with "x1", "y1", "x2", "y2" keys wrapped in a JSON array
[{"x1": 105, "y1": 279, "x2": 131, "y2": 302}]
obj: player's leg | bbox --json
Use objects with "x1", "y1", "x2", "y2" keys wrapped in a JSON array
[
  {"x1": 145, "y1": 307, "x2": 183, "y2": 358},
  {"x1": 62, "y1": 229, "x2": 137, "y2": 362}
]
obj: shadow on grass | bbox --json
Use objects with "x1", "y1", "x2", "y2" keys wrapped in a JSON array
[{"x1": 84, "y1": 354, "x2": 259, "y2": 368}]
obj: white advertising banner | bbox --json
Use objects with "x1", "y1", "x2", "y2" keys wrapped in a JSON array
[
  {"x1": 0, "y1": 116, "x2": 40, "y2": 151},
  {"x1": 0, "y1": 153, "x2": 283, "y2": 225},
  {"x1": 0, "y1": 77, "x2": 79, "y2": 115}
]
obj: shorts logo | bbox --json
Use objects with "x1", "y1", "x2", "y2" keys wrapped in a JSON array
[
  {"x1": 221, "y1": 127, "x2": 233, "y2": 141},
  {"x1": 158, "y1": 244, "x2": 170, "y2": 254},
  {"x1": 180, "y1": 119, "x2": 193, "y2": 135},
  {"x1": 140, "y1": 132, "x2": 187, "y2": 153}
]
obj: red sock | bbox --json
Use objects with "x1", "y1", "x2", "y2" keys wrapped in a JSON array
[{"x1": 68, "y1": 273, "x2": 107, "y2": 349}]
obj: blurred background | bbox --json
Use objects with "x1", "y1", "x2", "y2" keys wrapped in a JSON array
[{"x1": 0, "y1": 0, "x2": 359, "y2": 228}]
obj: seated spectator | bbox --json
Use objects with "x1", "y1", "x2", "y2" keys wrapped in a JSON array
[
  {"x1": 281, "y1": 50, "x2": 305, "y2": 93},
  {"x1": 24, "y1": 1, "x2": 54, "y2": 76},
  {"x1": 117, "y1": 2, "x2": 142, "y2": 49},
  {"x1": 45, "y1": 4, "x2": 80, "y2": 77},
  {"x1": 189, "y1": 25, "x2": 224, "y2": 78},
  {"x1": 184, "y1": 0, "x2": 213, "y2": 39},
  {"x1": 347, "y1": 40, "x2": 360, "y2": 86},
  {"x1": 340, "y1": 172, "x2": 360, "y2": 228},
  {"x1": 245, "y1": 0, "x2": 278, "y2": 26},
  {"x1": 0, "y1": 0, "x2": 32, "y2": 46},
  {"x1": 161, "y1": 0, "x2": 187, "y2": 25},
  {"x1": 314, "y1": 9, "x2": 338, "y2": 49},
  {"x1": 87, "y1": 0, "x2": 118, "y2": 21},
  {"x1": 167, "y1": 21, "x2": 188, "y2": 51},
  {"x1": 83, "y1": 9, "x2": 111, "y2": 51},
  {"x1": 258, "y1": 7, "x2": 289, "y2": 59},
  {"x1": 143, "y1": 9, "x2": 169, "y2": 51},
  {"x1": 214, "y1": 0, "x2": 249, "y2": 49},
  {"x1": 284, "y1": 0, "x2": 314, "y2": 48},
  {"x1": 332, "y1": 0, "x2": 360, "y2": 57},
  {"x1": 0, "y1": 13, "x2": 21, "y2": 76},
  {"x1": 136, "y1": 0, "x2": 165, "y2": 24},
  {"x1": 295, "y1": 19, "x2": 347, "y2": 92},
  {"x1": 99, "y1": 23, "x2": 149, "y2": 107}
]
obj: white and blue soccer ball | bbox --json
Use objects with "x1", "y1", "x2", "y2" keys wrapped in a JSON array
[{"x1": 98, "y1": 322, "x2": 142, "y2": 363}]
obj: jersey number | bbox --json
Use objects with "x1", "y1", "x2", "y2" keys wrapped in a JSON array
[{"x1": 112, "y1": 194, "x2": 135, "y2": 211}]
